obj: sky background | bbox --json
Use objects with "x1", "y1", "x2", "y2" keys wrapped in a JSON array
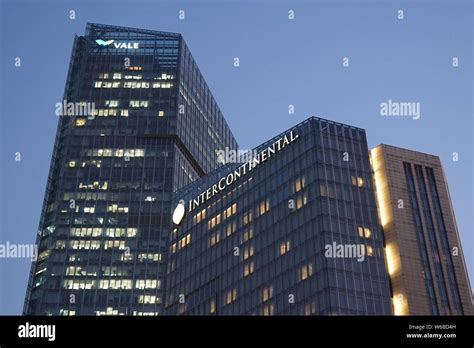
[{"x1": 0, "y1": 0, "x2": 472, "y2": 314}]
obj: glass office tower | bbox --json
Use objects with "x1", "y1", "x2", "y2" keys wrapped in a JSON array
[
  {"x1": 371, "y1": 145, "x2": 473, "y2": 315},
  {"x1": 23, "y1": 23, "x2": 238, "y2": 315},
  {"x1": 166, "y1": 117, "x2": 393, "y2": 315}
]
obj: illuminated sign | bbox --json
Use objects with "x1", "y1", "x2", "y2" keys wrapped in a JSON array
[
  {"x1": 95, "y1": 39, "x2": 139, "y2": 49},
  {"x1": 174, "y1": 131, "x2": 299, "y2": 221}
]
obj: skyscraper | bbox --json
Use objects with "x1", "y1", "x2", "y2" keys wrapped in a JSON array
[
  {"x1": 370, "y1": 144, "x2": 473, "y2": 315},
  {"x1": 23, "y1": 23, "x2": 238, "y2": 315},
  {"x1": 165, "y1": 117, "x2": 393, "y2": 315}
]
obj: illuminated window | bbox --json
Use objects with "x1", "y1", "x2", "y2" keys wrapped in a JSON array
[
  {"x1": 99, "y1": 279, "x2": 132, "y2": 290},
  {"x1": 279, "y1": 240, "x2": 291, "y2": 256},
  {"x1": 261, "y1": 285, "x2": 273, "y2": 302},
  {"x1": 304, "y1": 302, "x2": 316, "y2": 315},
  {"x1": 104, "y1": 240, "x2": 126, "y2": 250},
  {"x1": 351, "y1": 175, "x2": 364, "y2": 187},
  {"x1": 158, "y1": 111, "x2": 165, "y2": 117},
  {"x1": 121, "y1": 109, "x2": 128, "y2": 117},
  {"x1": 113, "y1": 73, "x2": 121, "y2": 79},
  {"x1": 135, "y1": 279, "x2": 160, "y2": 289},
  {"x1": 299, "y1": 262, "x2": 313, "y2": 281},
  {"x1": 70, "y1": 240, "x2": 101, "y2": 250},
  {"x1": 358, "y1": 226, "x2": 371, "y2": 238},
  {"x1": 105, "y1": 100, "x2": 119, "y2": 107},
  {"x1": 209, "y1": 232, "x2": 221, "y2": 247},
  {"x1": 99, "y1": 73, "x2": 109, "y2": 79},
  {"x1": 243, "y1": 261, "x2": 254, "y2": 277},
  {"x1": 366, "y1": 245, "x2": 374, "y2": 256},
  {"x1": 225, "y1": 288, "x2": 237, "y2": 305},
  {"x1": 262, "y1": 304, "x2": 274, "y2": 316},
  {"x1": 193, "y1": 209, "x2": 206, "y2": 224},
  {"x1": 74, "y1": 118, "x2": 87, "y2": 127},
  {"x1": 107, "y1": 204, "x2": 129, "y2": 213},
  {"x1": 138, "y1": 295, "x2": 160, "y2": 304},
  {"x1": 63, "y1": 280, "x2": 96, "y2": 290},
  {"x1": 208, "y1": 213, "x2": 221, "y2": 229},
  {"x1": 225, "y1": 222, "x2": 236, "y2": 237},
  {"x1": 129, "y1": 100, "x2": 148, "y2": 108},
  {"x1": 210, "y1": 299, "x2": 216, "y2": 314},
  {"x1": 242, "y1": 211, "x2": 253, "y2": 225},
  {"x1": 84, "y1": 206, "x2": 95, "y2": 213},
  {"x1": 223, "y1": 203, "x2": 237, "y2": 219},
  {"x1": 241, "y1": 228, "x2": 254, "y2": 243},
  {"x1": 138, "y1": 253, "x2": 161, "y2": 262},
  {"x1": 294, "y1": 176, "x2": 306, "y2": 193},
  {"x1": 243, "y1": 245, "x2": 254, "y2": 260},
  {"x1": 258, "y1": 199, "x2": 270, "y2": 216},
  {"x1": 296, "y1": 193, "x2": 308, "y2": 209}
]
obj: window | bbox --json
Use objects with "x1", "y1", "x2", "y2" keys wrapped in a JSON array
[
  {"x1": 299, "y1": 262, "x2": 313, "y2": 281},
  {"x1": 193, "y1": 209, "x2": 206, "y2": 224},
  {"x1": 68, "y1": 160, "x2": 76, "y2": 167},
  {"x1": 225, "y1": 288, "x2": 237, "y2": 305},
  {"x1": 135, "y1": 279, "x2": 160, "y2": 289},
  {"x1": 225, "y1": 222, "x2": 236, "y2": 237},
  {"x1": 258, "y1": 199, "x2": 270, "y2": 216},
  {"x1": 351, "y1": 175, "x2": 364, "y2": 187},
  {"x1": 113, "y1": 73, "x2": 121, "y2": 79},
  {"x1": 105, "y1": 100, "x2": 118, "y2": 107},
  {"x1": 158, "y1": 111, "x2": 165, "y2": 117},
  {"x1": 74, "y1": 118, "x2": 87, "y2": 127},
  {"x1": 138, "y1": 295, "x2": 160, "y2": 304},
  {"x1": 243, "y1": 245, "x2": 254, "y2": 260},
  {"x1": 209, "y1": 232, "x2": 220, "y2": 247},
  {"x1": 243, "y1": 261, "x2": 254, "y2": 277},
  {"x1": 279, "y1": 240, "x2": 291, "y2": 256},
  {"x1": 295, "y1": 176, "x2": 306, "y2": 193},
  {"x1": 261, "y1": 285, "x2": 273, "y2": 302},
  {"x1": 358, "y1": 226, "x2": 371, "y2": 238},
  {"x1": 262, "y1": 304, "x2": 274, "y2": 316},
  {"x1": 210, "y1": 299, "x2": 216, "y2": 314},
  {"x1": 242, "y1": 211, "x2": 253, "y2": 225},
  {"x1": 366, "y1": 245, "x2": 374, "y2": 257}
]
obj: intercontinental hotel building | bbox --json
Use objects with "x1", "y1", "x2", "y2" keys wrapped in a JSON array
[{"x1": 24, "y1": 23, "x2": 473, "y2": 316}]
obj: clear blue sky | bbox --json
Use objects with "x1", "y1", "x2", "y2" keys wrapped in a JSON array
[{"x1": 0, "y1": 0, "x2": 472, "y2": 314}]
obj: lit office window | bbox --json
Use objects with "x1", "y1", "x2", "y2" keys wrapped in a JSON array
[
  {"x1": 135, "y1": 279, "x2": 160, "y2": 289},
  {"x1": 296, "y1": 193, "x2": 308, "y2": 209},
  {"x1": 242, "y1": 245, "x2": 254, "y2": 260},
  {"x1": 258, "y1": 199, "x2": 270, "y2": 216},
  {"x1": 209, "y1": 232, "x2": 221, "y2": 247},
  {"x1": 99, "y1": 279, "x2": 132, "y2": 290},
  {"x1": 225, "y1": 288, "x2": 237, "y2": 305},
  {"x1": 262, "y1": 304, "x2": 274, "y2": 316},
  {"x1": 105, "y1": 100, "x2": 119, "y2": 107},
  {"x1": 358, "y1": 226, "x2": 371, "y2": 238},
  {"x1": 261, "y1": 285, "x2": 273, "y2": 302},
  {"x1": 63, "y1": 280, "x2": 96, "y2": 290},
  {"x1": 70, "y1": 240, "x2": 101, "y2": 250},
  {"x1": 74, "y1": 118, "x2": 87, "y2": 127},
  {"x1": 294, "y1": 176, "x2": 306, "y2": 193},
  {"x1": 112, "y1": 73, "x2": 121, "y2": 80},
  {"x1": 138, "y1": 295, "x2": 159, "y2": 304},
  {"x1": 243, "y1": 261, "x2": 254, "y2": 277},
  {"x1": 279, "y1": 240, "x2": 291, "y2": 256},
  {"x1": 158, "y1": 111, "x2": 165, "y2": 117},
  {"x1": 225, "y1": 222, "x2": 236, "y2": 237},
  {"x1": 208, "y1": 213, "x2": 221, "y2": 229},
  {"x1": 193, "y1": 209, "x2": 206, "y2": 224},
  {"x1": 366, "y1": 245, "x2": 374, "y2": 257},
  {"x1": 68, "y1": 160, "x2": 76, "y2": 167},
  {"x1": 129, "y1": 100, "x2": 149, "y2": 107},
  {"x1": 210, "y1": 299, "x2": 216, "y2": 314},
  {"x1": 241, "y1": 227, "x2": 254, "y2": 243},
  {"x1": 138, "y1": 253, "x2": 162, "y2": 262},
  {"x1": 242, "y1": 211, "x2": 253, "y2": 225},
  {"x1": 299, "y1": 262, "x2": 313, "y2": 281},
  {"x1": 304, "y1": 302, "x2": 316, "y2": 315},
  {"x1": 351, "y1": 175, "x2": 364, "y2": 187}
]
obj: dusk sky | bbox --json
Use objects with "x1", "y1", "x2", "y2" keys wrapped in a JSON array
[{"x1": 1, "y1": 0, "x2": 472, "y2": 314}]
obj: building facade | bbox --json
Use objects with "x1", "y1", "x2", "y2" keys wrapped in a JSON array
[
  {"x1": 23, "y1": 23, "x2": 238, "y2": 315},
  {"x1": 371, "y1": 144, "x2": 473, "y2": 315},
  {"x1": 165, "y1": 117, "x2": 393, "y2": 315}
]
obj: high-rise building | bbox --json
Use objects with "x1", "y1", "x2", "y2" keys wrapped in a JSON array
[
  {"x1": 165, "y1": 117, "x2": 393, "y2": 315},
  {"x1": 23, "y1": 23, "x2": 238, "y2": 315},
  {"x1": 370, "y1": 144, "x2": 473, "y2": 315}
]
